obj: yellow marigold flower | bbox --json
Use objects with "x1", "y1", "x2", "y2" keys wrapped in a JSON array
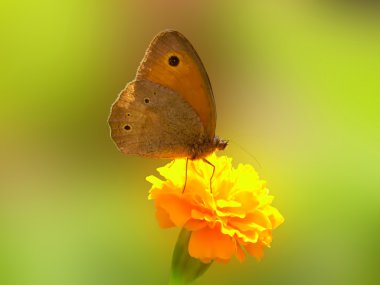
[{"x1": 147, "y1": 153, "x2": 284, "y2": 263}]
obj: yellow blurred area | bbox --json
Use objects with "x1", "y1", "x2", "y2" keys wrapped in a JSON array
[{"x1": 1, "y1": 1, "x2": 379, "y2": 284}]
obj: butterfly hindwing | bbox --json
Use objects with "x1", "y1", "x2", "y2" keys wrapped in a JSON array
[{"x1": 108, "y1": 80, "x2": 205, "y2": 158}]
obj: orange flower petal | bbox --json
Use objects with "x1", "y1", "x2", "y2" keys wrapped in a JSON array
[
  {"x1": 155, "y1": 207, "x2": 175, "y2": 228},
  {"x1": 235, "y1": 243, "x2": 246, "y2": 263},
  {"x1": 245, "y1": 242, "x2": 264, "y2": 260},
  {"x1": 265, "y1": 206, "x2": 285, "y2": 229},
  {"x1": 184, "y1": 219, "x2": 207, "y2": 231},
  {"x1": 189, "y1": 226, "x2": 236, "y2": 261},
  {"x1": 155, "y1": 195, "x2": 192, "y2": 227},
  {"x1": 216, "y1": 199, "x2": 241, "y2": 208},
  {"x1": 191, "y1": 209, "x2": 214, "y2": 222}
]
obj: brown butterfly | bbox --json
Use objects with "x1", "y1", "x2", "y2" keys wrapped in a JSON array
[{"x1": 108, "y1": 30, "x2": 227, "y2": 185}]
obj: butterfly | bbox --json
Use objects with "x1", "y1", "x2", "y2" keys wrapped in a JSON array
[{"x1": 108, "y1": 30, "x2": 227, "y2": 187}]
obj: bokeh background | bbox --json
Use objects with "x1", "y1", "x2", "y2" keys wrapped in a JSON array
[{"x1": 1, "y1": 1, "x2": 379, "y2": 284}]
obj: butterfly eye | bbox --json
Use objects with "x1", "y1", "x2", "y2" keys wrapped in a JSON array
[
  {"x1": 168, "y1": 55, "x2": 179, "y2": 66},
  {"x1": 124, "y1": 125, "x2": 131, "y2": 131}
]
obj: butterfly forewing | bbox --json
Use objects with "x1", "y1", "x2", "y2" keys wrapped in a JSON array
[{"x1": 136, "y1": 30, "x2": 217, "y2": 140}]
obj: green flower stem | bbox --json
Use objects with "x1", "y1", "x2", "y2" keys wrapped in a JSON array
[
  {"x1": 168, "y1": 275, "x2": 188, "y2": 285},
  {"x1": 168, "y1": 228, "x2": 213, "y2": 285}
]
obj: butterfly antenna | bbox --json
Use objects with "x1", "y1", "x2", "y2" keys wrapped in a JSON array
[
  {"x1": 182, "y1": 158, "x2": 189, "y2": 193},
  {"x1": 202, "y1": 158, "x2": 215, "y2": 193},
  {"x1": 229, "y1": 139, "x2": 263, "y2": 170}
]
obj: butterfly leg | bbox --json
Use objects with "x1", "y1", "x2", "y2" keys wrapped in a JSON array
[
  {"x1": 167, "y1": 160, "x2": 175, "y2": 169},
  {"x1": 182, "y1": 158, "x2": 189, "y2": 193},
  {"x1": 202, "y1": 158, "x2": 215, "y2": 193}
]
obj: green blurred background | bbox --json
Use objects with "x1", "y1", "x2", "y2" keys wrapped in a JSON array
[{"x1": 1, "y1": 1, "x2": 379, "y2": 284}]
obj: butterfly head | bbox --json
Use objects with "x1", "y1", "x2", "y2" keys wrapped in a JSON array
[
  {"x1": 189, "y1": 136, "x2": 228, "y2": 160},
  {"x1": 214, "y1": 136, "x2": 228, "y2": 151}
]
